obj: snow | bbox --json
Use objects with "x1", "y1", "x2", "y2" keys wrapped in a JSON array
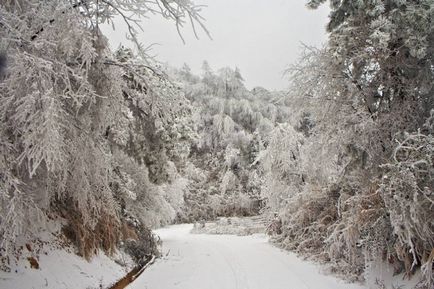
[
  {"x1": 365, "y1": 259, "x2": 423, "y2": 289},
  {"x1": 191, "y1": 216, "x2": 266, "y2": 236},
  {"x1": 129, "y1": 224, "x2": 368, "y2": 289},
  {"x1": 0, "y1": 248, "x2": 133, "y2": 289}
]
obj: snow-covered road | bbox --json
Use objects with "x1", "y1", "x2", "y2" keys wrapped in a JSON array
[{"x1": 128, "y1": 224, "x2": 367, "y2": 289}]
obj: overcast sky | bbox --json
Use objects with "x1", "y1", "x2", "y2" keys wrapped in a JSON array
[{"x1": 102, "y1": 0, "x2": 329, "y2": 91}]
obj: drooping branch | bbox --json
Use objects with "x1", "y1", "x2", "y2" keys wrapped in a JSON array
[{"x1": 30, "y1": 1, "x2": 87, "y2": 41}]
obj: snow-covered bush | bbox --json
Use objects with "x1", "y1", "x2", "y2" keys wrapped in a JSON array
[{"x1": 379, "y1": 130, "x2": 434, "y2": 288}]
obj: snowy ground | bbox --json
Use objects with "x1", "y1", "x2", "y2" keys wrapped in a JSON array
[
  {"x1": 0, "y1": 248, "x2": 133, "y2": 289},
  {"x1": 129, "y1": 224, "x2": 368, "y2": 289}
]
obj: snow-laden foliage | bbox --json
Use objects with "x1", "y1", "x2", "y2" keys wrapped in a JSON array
[
  {"x1": 169, "y1": 63, "x2": 290, "y2": 221},
  {"x1": 262, "y1": 1, "x2": 434, "y2": 287},
  {"x1": 1, "y1": 1, "x2": 432, "y2": 287},
  {"x1": 380, "y1": 129, "x2": 434, "y2": 287},
  {"x1": 0, "y1": 0, "x2": 206, "y2": 264}
]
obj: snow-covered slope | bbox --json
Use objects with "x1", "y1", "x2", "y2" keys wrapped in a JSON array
[
  {"x1": 0, "y1": 248, "x2": 133, "y2": 289},
  {"x1": 129, "y1": 224, "x2": 367, "y2": 289}
]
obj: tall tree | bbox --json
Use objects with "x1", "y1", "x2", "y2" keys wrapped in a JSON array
[{"x1": 0, "y1": 0, "x2": 207, "y2": 260}]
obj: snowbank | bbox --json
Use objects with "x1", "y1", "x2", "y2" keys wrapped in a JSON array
[
  {"x1": 0, "y1": 248, "x2": 133, "y2": 289},
  {"x1": 191, "y1": 216, "x2": 266, "y2": 236}
]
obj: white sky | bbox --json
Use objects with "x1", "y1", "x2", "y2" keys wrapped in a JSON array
[{"x1": 102, "y1": 0, "x2": 329, "y2": 91}]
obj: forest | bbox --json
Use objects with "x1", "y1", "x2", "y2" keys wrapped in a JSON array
[{"x1": 0, "y1": 1, "x2": 433, "y2": 289}]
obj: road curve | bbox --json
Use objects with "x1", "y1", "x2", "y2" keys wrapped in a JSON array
[{"x1": 128, "y1": 224, "x2": 367, "y2": 289}]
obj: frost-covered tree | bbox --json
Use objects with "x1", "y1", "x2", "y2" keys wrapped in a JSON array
[
  {"x1": 171, "y1": 63, "x2": 291, "y2": 221},
  {"x1": 263, "y1": 1, "x2": 434, "y2": 286},
  {"x1": 0, "y1": 0, "x2": 207, "y2": 263}
]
